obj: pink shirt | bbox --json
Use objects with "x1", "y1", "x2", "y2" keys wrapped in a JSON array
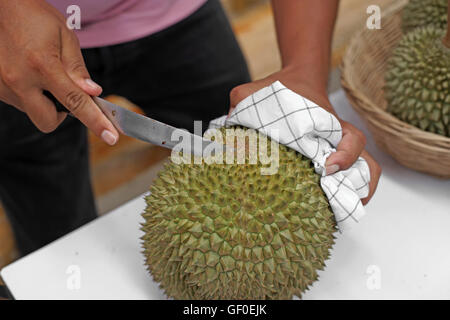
[{"x1": 48, "y1": 0, "x2": 207, "y2": 48}]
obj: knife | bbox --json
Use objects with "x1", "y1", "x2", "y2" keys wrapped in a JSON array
[{"x1": 45, "y1": 91, "x2": 228, "y2": 156}]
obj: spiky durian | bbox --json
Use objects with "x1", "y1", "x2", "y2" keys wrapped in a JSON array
[
  {"x1": 402, "y1": 0, "x2": 448, "y2": 33},
  {"x1": 385, "y1": 26, "x2": 450, "y2": 137},
  {"x1": 141, "y1": 127, "x2": 336, "y2": 300}
]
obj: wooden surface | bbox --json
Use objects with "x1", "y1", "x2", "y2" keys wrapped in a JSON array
[{"x1": 0, "y1": 0, "x2": 397, "y2": 272}]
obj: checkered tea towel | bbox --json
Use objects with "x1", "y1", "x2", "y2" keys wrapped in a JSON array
[{"x1": 209, "y1": 81, "x2": 370, "y2": 231}]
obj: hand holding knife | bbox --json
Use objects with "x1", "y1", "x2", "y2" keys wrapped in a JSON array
[{"x1": 45, "y1": 91, "x2": 228, "y2": 156}]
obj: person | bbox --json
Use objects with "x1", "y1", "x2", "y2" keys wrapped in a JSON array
[{"x1": 0, "y1": 0, "x2": 381, "y2": 255}]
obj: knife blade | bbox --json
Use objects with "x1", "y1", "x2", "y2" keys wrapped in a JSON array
[{"x1": 93, "y1": 97, "x2": 227, "y2": 156}]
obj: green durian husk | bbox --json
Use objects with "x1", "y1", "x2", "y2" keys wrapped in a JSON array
[
  {"x1": 141, "y1": 127, "x2": 336, "y2": 300},
  {"x1": 402, "y1": 0, "x2": 448, "y2": 33},
  {"x1": 385, "y1": 26, "x2": 450, "y2": 137}
]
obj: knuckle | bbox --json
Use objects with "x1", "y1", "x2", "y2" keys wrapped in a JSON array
[
  {"x1": 25, "y1": 52, "x2": 46, "y2": 70},
  {"x1": 353, "y1": 128, "x2": 366, "y2": 146},
  {"x1": 65, "y1": 90, "x2": 86, "y2": 114},
  {"x1": 342, "y1": 159, "x2": 353, "y2": 169},
  {"x1": 229, "y1": 86, "x2": 246, "y2": 103},
  {"x1": 68, "y1": 60, "x2": 87, "y2": 75},
  {"x1": 2, "y1": 70, "x2": 21, "y2": 87},
  {"x1": 26, "y1": 51, "x2": 59, "y2": 73}
]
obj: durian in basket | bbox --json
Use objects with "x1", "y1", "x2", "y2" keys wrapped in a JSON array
[{"x1": 385, "y1": 0, "x2": 450, "y2": 137}]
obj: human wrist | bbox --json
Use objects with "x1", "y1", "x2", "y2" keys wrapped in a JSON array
[
  {"x1": 278, "y1": 65, "x2": 336, "y2": 115},
  {"x1": 281, "y1": 64, "x2": 328, "y2": 94}
]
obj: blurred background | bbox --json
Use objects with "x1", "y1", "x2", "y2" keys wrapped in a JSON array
[{"x1": 0, "y1": 0, "x2": 395, "y2": 273}]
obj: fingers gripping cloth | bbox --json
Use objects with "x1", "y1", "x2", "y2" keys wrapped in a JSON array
[{"x1": 209, "y1": 81, "x2": 370, "y2": 231}]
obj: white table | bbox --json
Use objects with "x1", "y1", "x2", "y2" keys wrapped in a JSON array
[{"x1": 2, "y1": 90, "x2": 449, "y2": 300}]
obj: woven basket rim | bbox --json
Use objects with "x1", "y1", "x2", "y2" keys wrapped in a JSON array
[{"x1": 341, "y1": 2, "x2": 450, "y2": 150}]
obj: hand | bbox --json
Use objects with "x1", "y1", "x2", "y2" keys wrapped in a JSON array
[
  {"x1": 228, "y1": 66, "x2": 381, "y2": 204},
  {"x1": 0, "y1": 0, "x2": 118, "y2": 145}
]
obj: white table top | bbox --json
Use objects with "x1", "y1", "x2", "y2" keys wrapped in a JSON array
[{"x1": 2, "y1": 90, "x2": 449, "y2": 300}]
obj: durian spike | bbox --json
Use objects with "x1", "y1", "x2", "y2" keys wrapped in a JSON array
[{"x1": 444, "y1": 0, "x2": 450, "y2": 48}]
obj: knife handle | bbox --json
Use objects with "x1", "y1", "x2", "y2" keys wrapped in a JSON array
[{"x1": 43, "y1": 91, "x2": 70, "y2": 113}]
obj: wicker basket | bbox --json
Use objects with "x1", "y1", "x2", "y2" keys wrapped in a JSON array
[{"x1": 341, "y1": 1, "x2": 450, "y2": 178}]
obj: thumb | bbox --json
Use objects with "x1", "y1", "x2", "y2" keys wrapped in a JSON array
[
  {"x1": 61, "y1": 29, "x2": 102, "y2": 96},
  {"x1": 325, "y1": 127, "x2": 366, "y2": 174}
]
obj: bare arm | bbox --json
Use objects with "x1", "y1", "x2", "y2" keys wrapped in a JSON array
[
  {"x1": 229, "y1": 0, "x2": 381, "y2": 204},
  {"x1": 272, "y1": 0, "x2": 339, "y2": 98}
]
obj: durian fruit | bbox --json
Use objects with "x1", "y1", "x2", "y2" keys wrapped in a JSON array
[
  {"x1": 402, "y1": 0, "x2": 448, "y2": 33},
  {"x1": 385, "y1": 26, "x2": 450, "y2": 137},
  {"x1": 141, "y1": 127, "x2": 336, "y2": 300}
]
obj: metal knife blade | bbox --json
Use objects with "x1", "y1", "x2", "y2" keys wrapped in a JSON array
[{"x1": 93, "y1": 97, "x2": 227, "y2": 156}]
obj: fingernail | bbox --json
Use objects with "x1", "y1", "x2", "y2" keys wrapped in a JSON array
[
  {"x1": 325, "y1": 164, "x2": 340, "y2": 175},
  {"x1": 101, "y1": 130, "x2": 117, "y2": 146},
  {"x1": 85, "y1": 79, "x2": 102, "y2": 91}
]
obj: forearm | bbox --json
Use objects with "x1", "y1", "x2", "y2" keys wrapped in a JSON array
[
  {"x1": 272, "y1": 0, "x2": 339, "y2": 96},
  {"x1": 229, "y1": 1, "x2": 380, "y2": 203}
]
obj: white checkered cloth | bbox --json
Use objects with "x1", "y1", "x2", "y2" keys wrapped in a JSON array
[{"x1": 209, "y1": 81, "x2": 370, "y2": 231}]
